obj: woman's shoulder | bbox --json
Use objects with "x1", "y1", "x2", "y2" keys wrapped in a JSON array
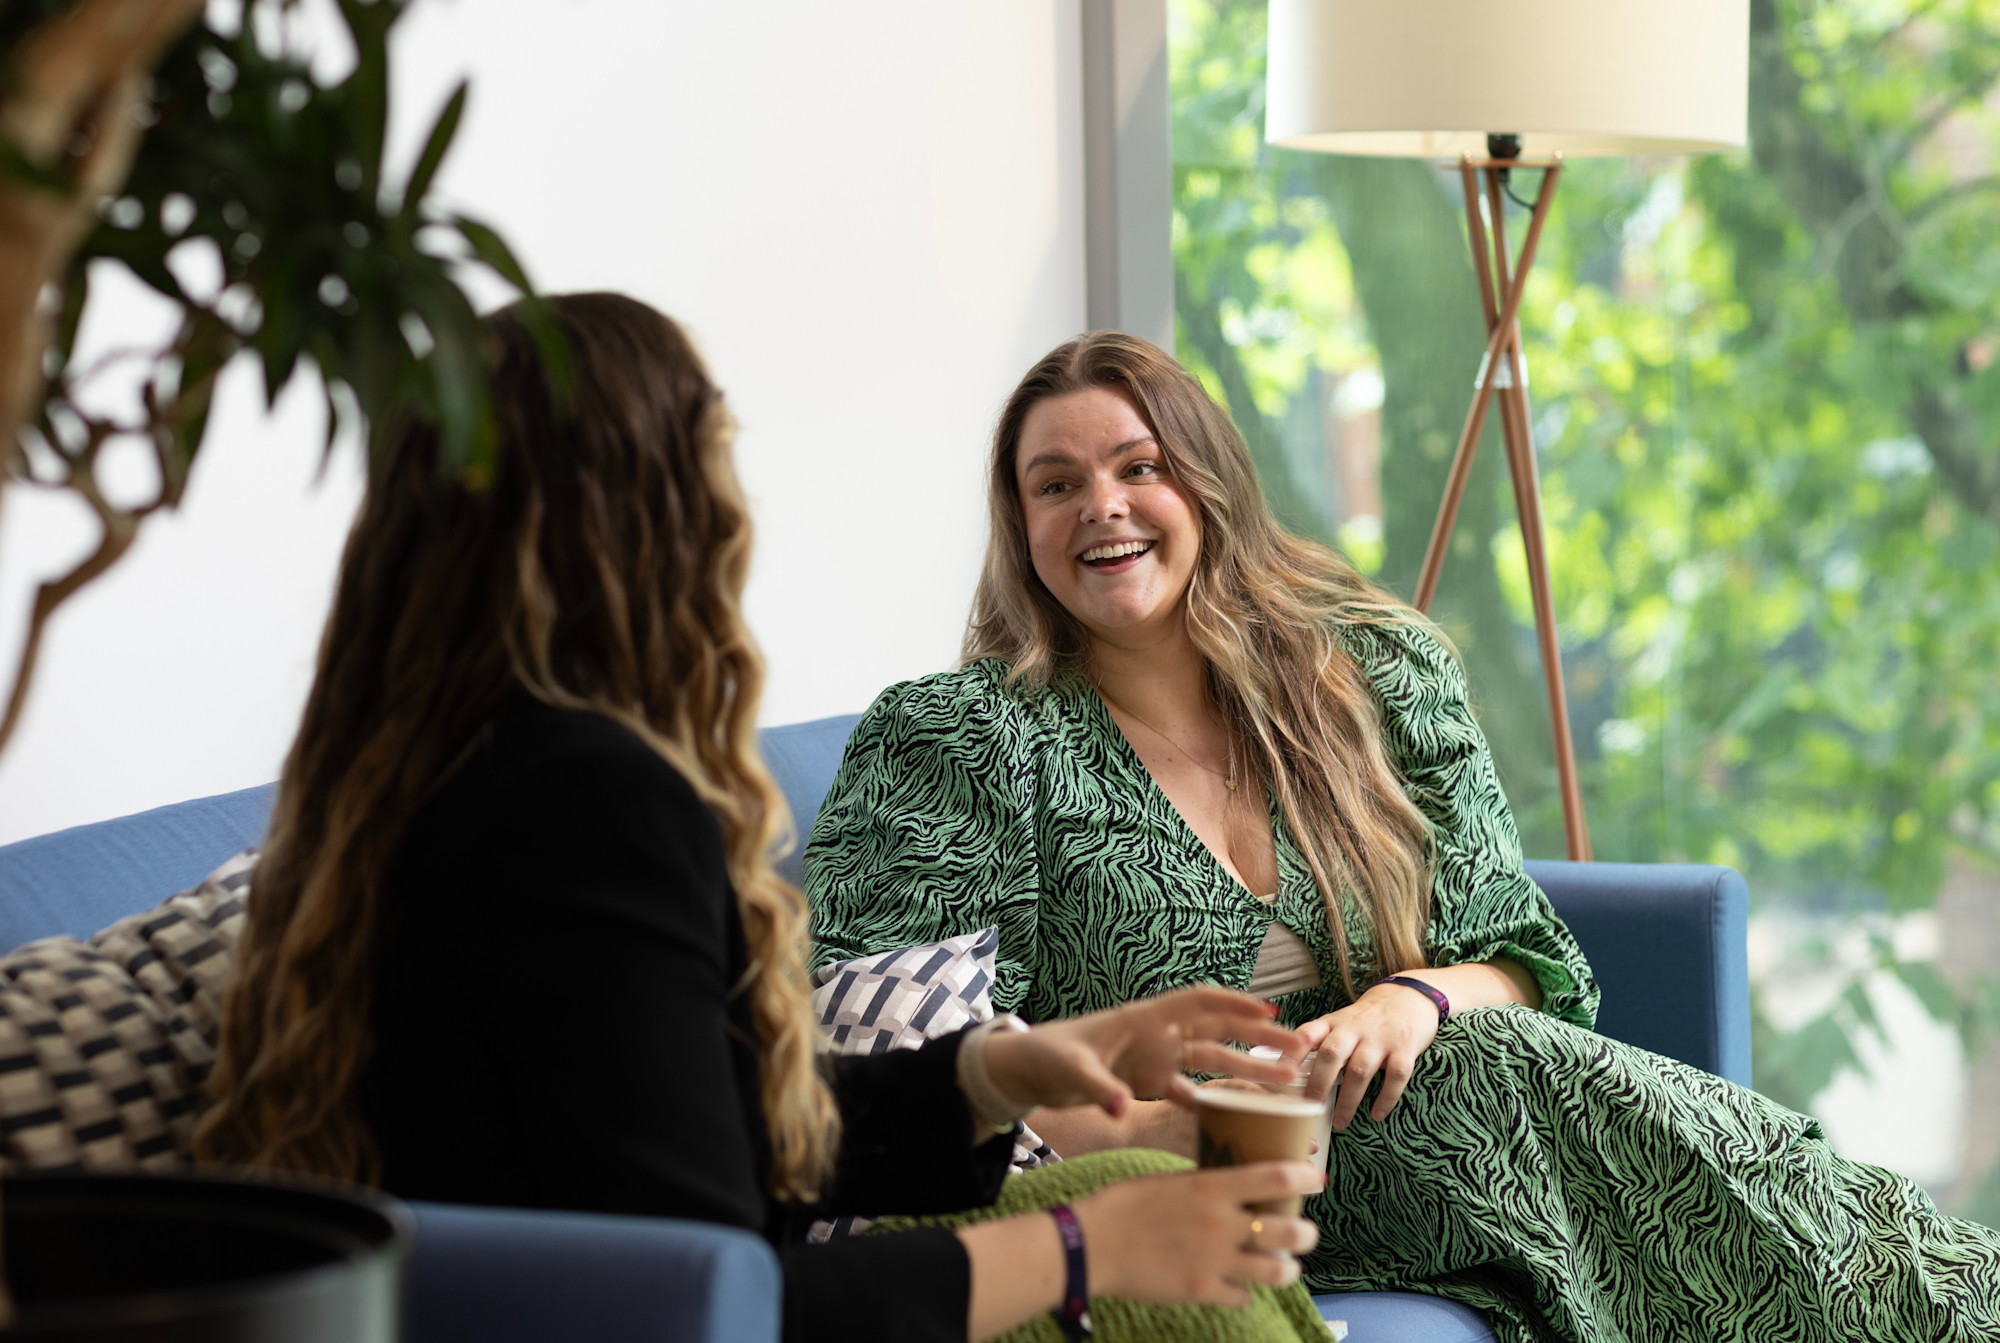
[
  {"x1": 497, "y1": 696, "x2": 692, "y2": 778},
  {"x1": 390, "y1": 698, "x2": 731, "y2": 936},
  {"x1": 1329, "y1": 612, "x2": 1465, "y2": 693},
  {"x1": 821, "y1": 662, "x2": 1063, "y2": 801},
  {"x1": 434, "y1": 697, "x2": 719, "y2": 846},
  {"x1": 855, "y1": 659, "x2": 1048, "y2": 742}
]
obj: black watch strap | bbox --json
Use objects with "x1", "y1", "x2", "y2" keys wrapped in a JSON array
[{"x1": 1379, "y1": 973, "x2": 1451, "y2": 1026}]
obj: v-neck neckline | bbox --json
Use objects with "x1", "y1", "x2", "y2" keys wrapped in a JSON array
[{"x1": 1077, "y1": 681, "x2": 1287, "y2": 909}]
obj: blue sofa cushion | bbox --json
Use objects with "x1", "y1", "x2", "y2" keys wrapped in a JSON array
[
  {"x1": 0, "y1": 851, "x2": 254, "y2": 1171},
  {"x1": 1315, "y1": 1289, "x2": 1496, "y2": 1341},
  {"x1": 761, "y1": 712, "x2": 863, "y2": 886},
  {"x1": 0, "y1": 784, "x2": 275, "y2": 952}
]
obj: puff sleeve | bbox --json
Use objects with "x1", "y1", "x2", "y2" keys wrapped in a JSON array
[
  {"x1": 804, "y1": 669, "x2": 1045, "y2": 1014},
  {"x1": 1346, "y1": 620, "x2": 1601, "y2": 1030}
]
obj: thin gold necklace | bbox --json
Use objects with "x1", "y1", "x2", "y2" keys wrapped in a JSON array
[{"x1": 1096, "y1": 685, "x2": 1238, "y2": 790}]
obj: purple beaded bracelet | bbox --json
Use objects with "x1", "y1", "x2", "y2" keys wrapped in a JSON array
[{"x1": 1378, "y1": 974, "x2": 1451, "y2": 1026}]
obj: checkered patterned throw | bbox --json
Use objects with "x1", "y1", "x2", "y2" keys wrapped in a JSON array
[{"x1": 0, "y1": 849, "x2": 253, "y2": 1172}]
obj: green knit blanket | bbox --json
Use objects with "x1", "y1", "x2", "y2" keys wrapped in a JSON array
[{"x1": 868, "y1": 1149, "x2": 1334, "y2": 1343}]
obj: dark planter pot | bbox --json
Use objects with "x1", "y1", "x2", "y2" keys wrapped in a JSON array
[{"x1": 1, "y1": 1171, "x2": 408, "y2": 1341}]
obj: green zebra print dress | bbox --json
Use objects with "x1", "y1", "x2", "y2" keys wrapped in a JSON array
[{"x1": 804, "y1": 621, "x2": 2000, "y2": 1342}]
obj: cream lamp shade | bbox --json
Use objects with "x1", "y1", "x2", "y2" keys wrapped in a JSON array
[{"x1": 1266, "y1": 0, "x2": 1749, "y2": 158}]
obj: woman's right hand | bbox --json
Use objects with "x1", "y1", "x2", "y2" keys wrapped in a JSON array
[
  {"x1": 981, "y1": 985, "x2": 1306, "y2": 1121},
  {"x1": 958, "y1": 1160, "x2": 1323, "y2": 1338},
  {"x1": 1074, "y1": 1161, "x2": 1323, "y2": 1307}
]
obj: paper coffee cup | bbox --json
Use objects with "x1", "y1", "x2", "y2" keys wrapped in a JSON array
[
  {"x1": 1193, "y1": 1087, "x2": 1327, "y2": 1214},
  {"x1": 1240, "y1": 1047, "x2": 1333, "y2": 1175}
]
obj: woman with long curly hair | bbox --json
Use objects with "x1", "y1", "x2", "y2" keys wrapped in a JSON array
[
  {"x1": 196, "y1": 295, "x2": 1329, "y2": 1343},
  {"x1": 806, "y1": 330, "x2": 2000, "y2": 1341}
]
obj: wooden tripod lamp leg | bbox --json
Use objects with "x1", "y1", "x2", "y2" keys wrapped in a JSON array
[
  {"x1": 1413, "y1": 164, "x2": 1497, "y2": 613},
  {"x1": 1484, "y1": 168, "x2": 1592, "y2": 862},
  {"x1": 1415, "y1": 162, "x2": 1555, "y2": 615},
  {"x1": 1414, "y1": 158, "x2": 1592, "y2": 861}
]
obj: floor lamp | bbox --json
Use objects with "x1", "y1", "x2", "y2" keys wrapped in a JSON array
[{"x1": 1265, "y1": 0, "x2": 1749, "y2": 862}]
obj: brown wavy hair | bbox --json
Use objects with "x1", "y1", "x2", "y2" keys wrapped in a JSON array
[
  {"x1": 963, "y1": 331, "x2": 1437, "y2": 995},
  {"x1": 197, "y1": 292, "x2": 839, "y2": 1198}
]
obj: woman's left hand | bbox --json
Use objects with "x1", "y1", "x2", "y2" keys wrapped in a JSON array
[
  {"x1": 1297, "y1": 983, "x2": 1441, "y2": 1131},
  {"x1": 982, "y1": 985, "x2": 1306, "y2": 1119}
]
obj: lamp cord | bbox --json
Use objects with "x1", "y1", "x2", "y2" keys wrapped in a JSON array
[{"x1": 1495, "y1": 166, "x2": 1546, "y2": 213}]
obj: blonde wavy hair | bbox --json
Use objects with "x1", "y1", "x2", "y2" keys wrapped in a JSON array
[
  {"x1": 964, "y1": 331, "x2": 1437, "y2": 995},
  {"x1": 197, "y1": 293, "x2": 839, "y2": 1199}
]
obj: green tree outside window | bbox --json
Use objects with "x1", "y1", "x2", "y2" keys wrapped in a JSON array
[{"x1": 1171, "y1": 0, "x2": 2000, "y2": 1219}]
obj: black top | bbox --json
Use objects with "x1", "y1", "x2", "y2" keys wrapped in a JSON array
[{"x1": 362, "y1": 697, "x2": 1013, "y2": 1343}]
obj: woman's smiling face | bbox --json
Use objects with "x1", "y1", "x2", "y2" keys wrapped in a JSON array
[{"x1": 1015, "y1": 385, "x2": 1201, "y2": 647}]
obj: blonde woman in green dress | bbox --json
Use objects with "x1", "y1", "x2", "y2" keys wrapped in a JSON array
[{"x1": 804, "y1": 331, "x2": 2000, "y2": 1342}]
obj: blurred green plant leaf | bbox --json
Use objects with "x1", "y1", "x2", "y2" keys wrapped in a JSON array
[
  {"x1": 1890, "y1": 957, "x2": 1969, "y2": 1029},
  {"x1": 399, "y1": 79, "x2": 466, "y2": 223},
  {"x1": 452, "y1": 214, "x2": 571, "y2": 402},
  {"x1": 18, "y1": 0, "x2": 546, "y2": 481},
  {"x1": 0, "y1": 0, "x2": 546, "y2": 753}
]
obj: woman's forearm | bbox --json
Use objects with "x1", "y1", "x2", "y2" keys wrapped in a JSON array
[
  {"x1": 959, "y1": 1214, "x2": 1064, "y2": 1341},
  {"x1": 1026, "y1": 1098, "x2": 1196, "y2": 1160},
  {"x1": 1398, "y1": 956, "x2": 1541, "y2": 1012}
]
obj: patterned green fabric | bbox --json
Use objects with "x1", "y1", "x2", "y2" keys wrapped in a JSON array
[
  {"x1": 868, "y1": 1148, "x2": 1332, "y2": 1343},
  {"x1": 1313, "y1": 1004, "x2": 2000, "y2": 1340},
  {"x1": 805, "y1": 619, "x2": 2000, "y2": 1340},
  {"x1": 808, "y1": 621, "x2": 1599, "y2": 1031}
]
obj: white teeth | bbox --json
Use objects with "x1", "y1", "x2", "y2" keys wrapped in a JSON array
[{"x1": 1081, "y1": 540, "x2": 1153, "y2": 563}]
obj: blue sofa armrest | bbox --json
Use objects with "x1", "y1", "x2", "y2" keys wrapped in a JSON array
[
  {"x1": 407, "y1": 1203, "x2": 780, "y2": 1343},
  {"x1": 1526, "y1": 860, "x2": 1751, "y2": 1086}
]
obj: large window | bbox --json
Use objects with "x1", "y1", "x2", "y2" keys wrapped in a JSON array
[{"x1": 1172, "y1": 0, "x2": 2000, "y2": 1213}]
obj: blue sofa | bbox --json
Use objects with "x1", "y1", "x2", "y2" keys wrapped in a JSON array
[{"x1": 0, "y1": 711, "x2": 1751, "y2": 1343}]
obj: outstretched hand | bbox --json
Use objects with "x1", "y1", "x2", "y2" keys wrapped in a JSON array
[{"x1": 982, "y1": 986, "x2": 1306, "y2": 1120}]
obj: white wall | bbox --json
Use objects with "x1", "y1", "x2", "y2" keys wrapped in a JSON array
[{"x1": 0, "y1": 0, "x2": 1086, "y2": 845}]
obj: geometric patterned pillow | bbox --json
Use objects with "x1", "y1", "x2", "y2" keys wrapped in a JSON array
[
  {"x1": 811, "y1": 926, "x2": 1001, "y2": 1054},
  {"x1": 807, "y1": 927, "x2": 1056, "y2": 1241},
  {"x1": 0, "y1": 847, "x2": 256, "y2": 1172}
]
